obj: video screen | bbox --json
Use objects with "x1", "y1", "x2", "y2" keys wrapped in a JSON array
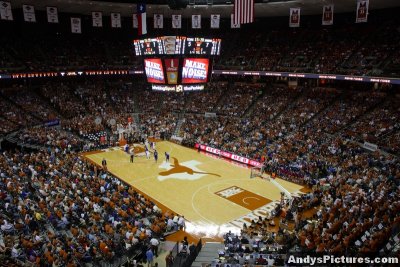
[
  {"x1": 164, "y1": 58, "x2": 179, "y2": 84},
  {"x1": 144, "y1": 58, "x2": 165, "y2": 84},
  {"x1": 181, "y1": 58, "x2": 209, "y2": 84}
]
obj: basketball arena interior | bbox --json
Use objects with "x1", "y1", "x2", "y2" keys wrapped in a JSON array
[{"x1": 0, "y1": 0, "x2": 399, "y2": 266}]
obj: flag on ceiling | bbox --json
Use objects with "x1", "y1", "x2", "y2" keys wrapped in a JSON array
[
  {"x1": 233, "y1": 0, "x2": 254, "y2": 25},
  {"x1": 92, "y1": 11, "x2": 103, "y2": 27},
  {"x1": 322, "y1": 5, "x2": 334, "y2": 25},
  {"x1": 71, "y1": 17, "x2": 82, "y2": 33},
  {"x1": 356, "y1": 0, "x2": 369, "y2": 23},
  {"x1": 133, "y1": 14, "x2": 138, "y2": 28},
  {"x1": 0, "y1": 1, "x2": 13, "y2": 21},
  {"x1": 137, "y1": 2, "x2": 147, "y2": 35},
  {"x1": 192, "y1": 15, "x2": 201, "y2": 29},
  {"x1": 172, "y1": 14, "x2": 181, "y2": 29},
  {"x1": 46, "y1": 6, "x2": 58, "y2": 23},
  {"x1": 111, "y1": 12, "x2": 121, "y2": 28},
  {"x1": 231, "y1": 14, "x2": 240, "y2": 28},
  {"x1": 22, "y1": 4, "x2": 36, "y2": 22},
  {"x1": 172, "y1": 15, "x2": 182, "y2": 29},
  {"x1": 289, "y1": 8, "x2": 300, "y2": 27},
  {"x1": 210, "y1": 14, "x2": 220, "y2": 29},
  {"x1": 154, "y1": 14, "x2": 163, "y2": 29}
]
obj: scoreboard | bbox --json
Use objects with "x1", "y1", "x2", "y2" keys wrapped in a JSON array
[
  {"x1": 133, "y1": 38, "x2": 165, "y2": 56},
  {"x1": 144, "y1": 57, "x2": 211, "y2": 87},
  {"x1": 183, "y1": 37, "x2": 221, "y2": 55},
  {"x1": 133, "y1": 36, "x2": 221, "y2": 56}
]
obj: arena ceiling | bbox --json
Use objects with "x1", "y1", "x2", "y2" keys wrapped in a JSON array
[{"x1": 8, "y1": 0, "x2": 400, "y2": 18}]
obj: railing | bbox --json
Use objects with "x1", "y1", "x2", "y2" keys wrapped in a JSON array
[{"x1": 174, "y1": 239, "x2": 203, "y2": 267}]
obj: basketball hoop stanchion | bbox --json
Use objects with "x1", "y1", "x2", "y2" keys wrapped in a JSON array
[{"x1": 250, "y1": 165, "x2": 268, "y2": 180}]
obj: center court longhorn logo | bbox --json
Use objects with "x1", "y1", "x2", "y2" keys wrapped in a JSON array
[{"x1": 157, "y1": 157, "x2": 220, "y2": 181}]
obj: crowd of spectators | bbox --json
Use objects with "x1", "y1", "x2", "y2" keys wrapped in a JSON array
[
  {"x1": 0, "y1": 96, "x2": 40, "y2": 132},
  {"x1": 185, "y1": 82, "x2": 227, "y2": 114},
  {"x1": 17, "y1": 127, "x2": 85, "y2": 152},
  {"x1": 0, "y1": 79, "x2": 399, "y2": 264},
  {"x1": 1, "y1": 87, "x2": 59, "y2": 123},
  {"x1": 1, "y1": 12, "x2": 400, "y2": 77},
  {"x1": 214, "y1": 83, "x2": 259, "y2": 116},
  {"x1": 0, "y1": 148, "x2": 169, "y2": 265},
  {"x1": 344, "y1": 95, "x2": 400, "y2": 145},
  {"x1": 0, "y1": 8, "x2": 400, "y2": 266}
]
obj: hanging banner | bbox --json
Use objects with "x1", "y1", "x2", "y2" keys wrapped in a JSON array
[
  {"x1": 231, "y1": 14, "x2": 240, "y2": 28},
  {"x1": 0, "y1": 1, "x2": 13, "y2": 21},
  {"x1": 153, "y1": 14, "x2": 163, "y2": 28},
  {"x1": 71, "y1": 17, "x2": 82, "y2": 33},
  {"x1": 133, "y1": 13, "x2": 138, "y2": 28},
  {"x1": 23, "y1": 5, "x2": 36, "y2": 22},
  {"x1": 210, "y1": 14, "x2": 220, "y2": 29},
  {"x1": 137, "y1": 2, "x2": 147, "y2": 35},
  {"x1": 111, "y1": 12, "x2": 121, "y2": 28},
  {"x1": 356, "y1": 0, "x2": 369, "y2": 23},
  {"x1": 322, "y1": 5, "x2": 334, "y2": 25},
  {"x1": 289, "y1": 8, "x2": 300, "y2": 27},
  {"x1": 92, "y1": 11, "x2": 102, "y2": 27},
  {"x1": 192, "y1": 14, "x2": 201, "y2": 29},
  {"x1": 46, "y1": 6, "x2": 58, "y2": 23},
  {"x1": 172, "y1": 14, "x2": 181, "y2": 29}
]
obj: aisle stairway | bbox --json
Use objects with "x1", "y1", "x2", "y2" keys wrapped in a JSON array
[
  {"x1": 192, "y1": 242, "x2": 225, "y2": 267},
  {"x1": 173, "y1": 112, "x2": 185, "y2": 137}
]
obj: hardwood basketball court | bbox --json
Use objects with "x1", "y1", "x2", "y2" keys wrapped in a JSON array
[{"x1": 84, "y1": 141, "x2": 304, "y2": 235}]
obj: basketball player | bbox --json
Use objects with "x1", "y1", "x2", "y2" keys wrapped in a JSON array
[
  {"x1": 102, "y1": 158, "x2": 107, "y2": 171},
  {"x1": 165, "y1": 152, "x2": 170, "y2": 162},
  {"x1": 145, "y1": 145, "x2": 150, "y2": 159},
  {"x1": 130, "y1": 151, "x2": 134, "y2": 163},
  {"x1": 154, "y1": 150, "x2": 158, "y2": 162}
]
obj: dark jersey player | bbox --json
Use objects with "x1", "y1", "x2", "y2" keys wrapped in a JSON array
[
  {"x1": 165, "y1": 152, "x2": 170, "y2": 162},
  {"x1": 102, "y1": 158, "x2": 107, "y2": 171},
  {"x1": 154, "y1": 150, "x2": 158, "y2": 162}
]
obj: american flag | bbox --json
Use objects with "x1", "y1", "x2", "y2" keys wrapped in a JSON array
[{"x1": 233, "y1": 0, "x2": 254, "y2": 25}]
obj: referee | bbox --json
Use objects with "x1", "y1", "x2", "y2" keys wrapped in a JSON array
[{"x1": 130, "y1": 151, "x2": 134, "y2": 163}]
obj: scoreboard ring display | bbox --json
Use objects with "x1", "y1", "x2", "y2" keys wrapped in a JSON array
[
  {"x1": 133, "y1": 36, "x2": 221, "y2": 56},
  {"x1": 134, "y1": 36, "x2": 221, "y2": 92}
]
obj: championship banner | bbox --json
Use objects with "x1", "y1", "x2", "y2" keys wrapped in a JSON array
[
  {"x1": 92, "y1": 12, "x2": 103, "y2": 27},
  {"x1": 46, "y1": 7, "x2": 58, "y2": 23},
  {"x1": 0, "y1": 1, "x2": 13, "y2": 21},
  {"x1": 182, "y1": 58, "x2": 209, "y2": 84},
  {"x1": 133, "y1": 14, "x2": 138, "y2": 28},
  {"x1": 289, "y1": 8, "x2": 300, "y2": 27},
  {"x1": 22, "y1": 5, "x2": 36, "y2": 22},
  {"x1": 153, "y1": 14, "x2": 163, "y2": 29},
  {"x1": 111, "y1": 13, "x2": 121, "y2": 28},
  {"x1": 71, "y1": 17, "x2": 82, "y2": 34},
  {"x1": 322, "y1": 5, "x2": 334, "y2": 25},
  {"x1": 144, "y1": 58, "x2": 165, "y2": 84},
  {"x1": 231, "y1": 14, "x2": 240, "y2": 28},
  {"x1": 210, "y1": 14, "x2": 220, "y2": 29},
  {"x1": 356, "y1": 0, "x2": 369, "y2": 23},
  {"x1": 192, "y1": 15, "x2": 201, "y2": 29},
  {"x1": 172, "y1": 14, "x2": 181, "y2": 29},
  {"x1": 165, "y1": 58, "x2": 179, "y2": 85}
]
